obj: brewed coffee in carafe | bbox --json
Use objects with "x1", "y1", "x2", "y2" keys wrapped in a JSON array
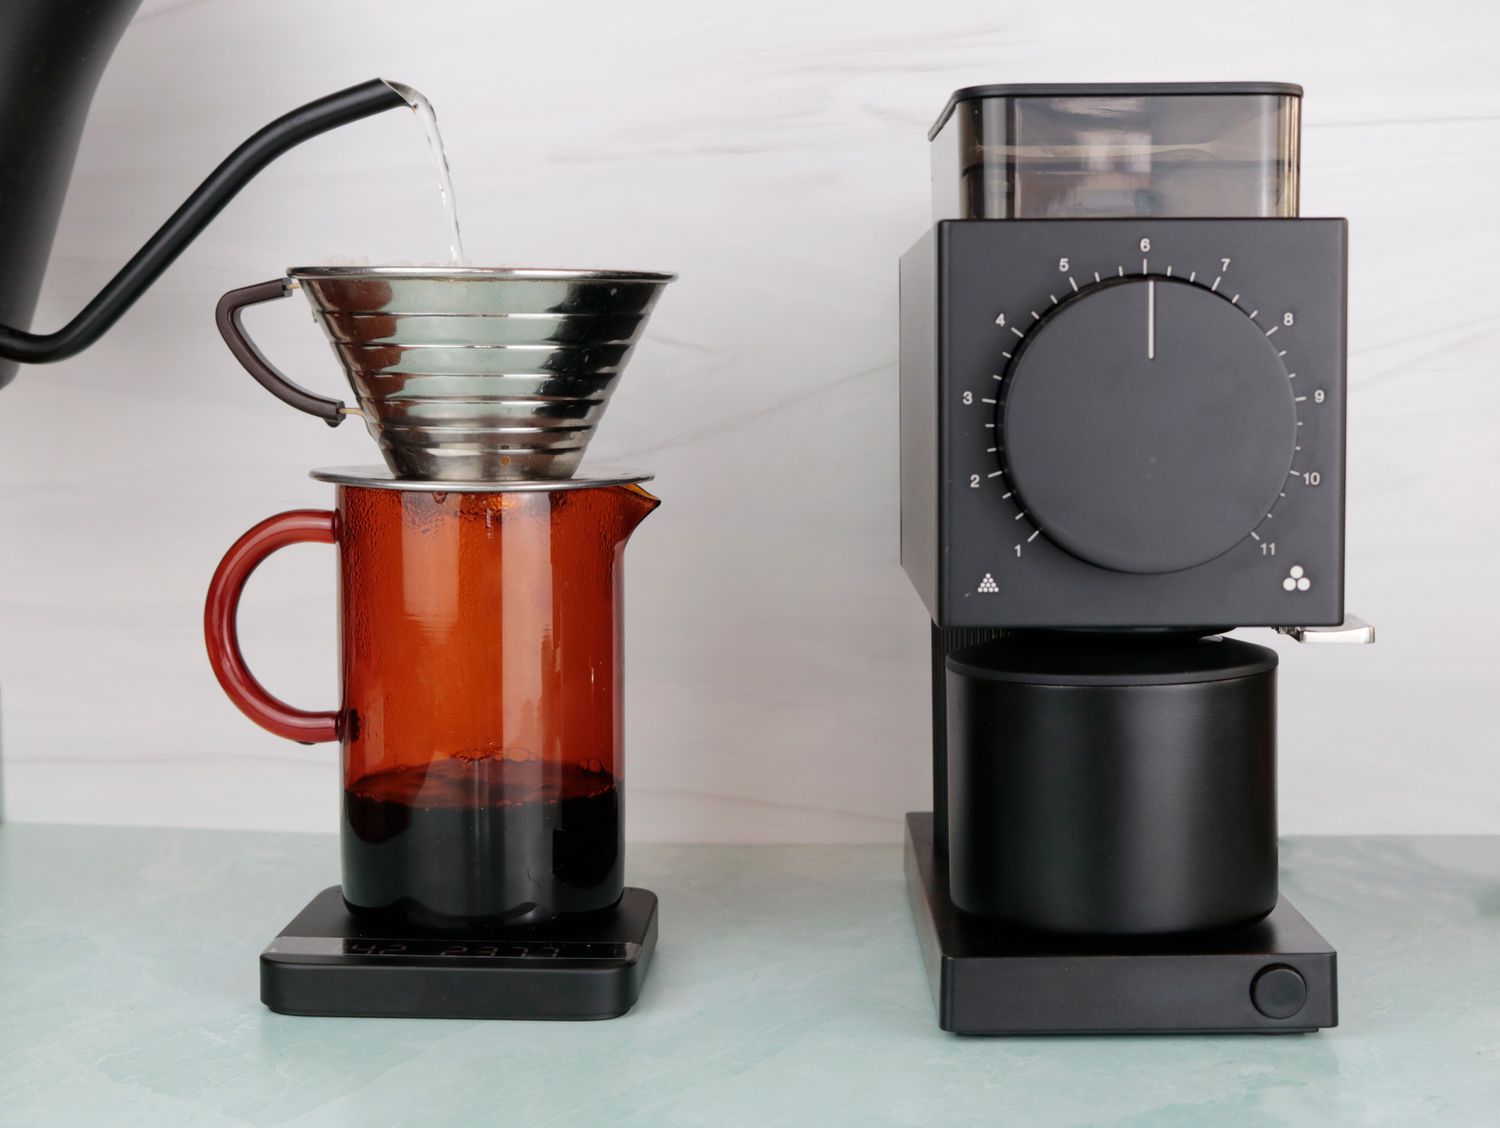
[
  {"x1": 206, "y1": 472, "x2": 660, "y2": 928},
  {"x1": 335, "y1": 483, "x2": 659, "y2": 926}
]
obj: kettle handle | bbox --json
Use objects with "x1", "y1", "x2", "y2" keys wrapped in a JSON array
[
  {"x1": 215, "y1": 278, "x2": 350, "y2": 426},
  {"x1": 204, "y1": 509, "x2": 340, "y2": 744}
]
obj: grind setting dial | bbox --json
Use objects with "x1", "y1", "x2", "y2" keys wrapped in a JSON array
[
  {"x1": 998, "y1": 277, "x2": 1296, "y2": 574},
  {"x1": 917, "y1": 218, "x2": 1345, "y2": 627}
]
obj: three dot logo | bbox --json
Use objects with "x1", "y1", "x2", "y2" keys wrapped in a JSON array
[
  {"x1": 1282, "y1": 565, "x2": 1311, "y2": 593},
  {"x1": 978, "y1": 573, "x2": 999, "y2": 594}
]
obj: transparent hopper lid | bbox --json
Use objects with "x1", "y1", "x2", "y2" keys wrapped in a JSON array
[{"x1": 929, "y1": 83, "x2": 1302, "y2": 221}]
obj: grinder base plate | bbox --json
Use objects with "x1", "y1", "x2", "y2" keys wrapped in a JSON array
[{"x1": 904, "y1": 813, "x2": 1336, "y2": 1035}]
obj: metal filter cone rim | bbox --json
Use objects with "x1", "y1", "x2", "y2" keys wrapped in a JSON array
[
  {"x1": 310, "y1": 465, "x2": 653, "y2": 492},
  {"x1": 290, "y1": 266, "x2": 676, "y2": 282}
]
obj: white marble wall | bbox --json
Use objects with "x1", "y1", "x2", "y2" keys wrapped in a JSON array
[{"x1": 0, "y1": 0, "x2": 1495, "y2": 839}]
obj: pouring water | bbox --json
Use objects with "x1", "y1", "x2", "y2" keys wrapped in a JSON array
[{"x1": 383, "y1": 80, "x2": 466, "y2": 266}]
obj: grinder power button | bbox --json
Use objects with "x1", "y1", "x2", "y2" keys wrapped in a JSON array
[{"x1": 1251, "y1": 965, "x2": 1309, "y2": 1019}]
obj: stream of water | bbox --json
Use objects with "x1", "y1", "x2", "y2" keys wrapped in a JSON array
[{"x1": 384, "y1": 81, "x2": 466, "y2": 265}]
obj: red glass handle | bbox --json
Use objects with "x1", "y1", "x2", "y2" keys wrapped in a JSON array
[{"x1": 204, "y1": 510, "x2": 339, "y2": 744}]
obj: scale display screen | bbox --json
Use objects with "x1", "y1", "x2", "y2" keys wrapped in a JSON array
[{"x1": 266, "y1": 936, "x2": 640, "y2": 961}]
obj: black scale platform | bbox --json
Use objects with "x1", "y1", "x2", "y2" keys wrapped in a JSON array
[
  {"x1": 904, "y1": 813, "x2": 1337, "y2": 1035},
  {"x1": 261, "y1": 886, "x2": 657, "y2": 1020}
]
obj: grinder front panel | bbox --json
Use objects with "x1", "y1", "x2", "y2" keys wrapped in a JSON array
[{"x1": 901, "y1": 217, "x2": 1346, "y2": 630}]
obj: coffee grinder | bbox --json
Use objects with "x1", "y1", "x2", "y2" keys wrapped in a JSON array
[
  {"x1": 899, "y1": 83, "x2": 1374, "y2": 1035},
  {"x1": 204, "y1": 266, "x2": 674, "y2": 1020}
]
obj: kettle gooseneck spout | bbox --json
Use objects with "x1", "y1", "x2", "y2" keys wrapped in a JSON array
[{"x1": 0, "y1": 78, "x2": 414, "y2": 365}]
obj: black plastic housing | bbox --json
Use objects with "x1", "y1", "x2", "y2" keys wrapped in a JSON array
[{"x1": 899, "y1": 217, "x2": 1347, "y2": 631}]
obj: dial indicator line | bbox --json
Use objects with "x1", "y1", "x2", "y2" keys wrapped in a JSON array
[
  {"x1": 1093, "y1": 271, "x2": 1101, "y2": 283},
  {"x1": 981, "y1": 397, "x2": 996, "y2": 404},
  {"x1": 987, "y1": 470, "x2": 1003, "y2": 478},
  {"x1": 1031, "y1": 310, "x2": 1041, "y2": 321},
  {"x1": 1027, "y1": 530, "x2": 1041, "y2": 543},
  {"x1": 1295, "y1": 395, "x2": 1307, "y2": 402},
  {"x1": 1049, "y1": 294, "x2": 1059, "y2": 305},
  {"x1": 1211, "y1": 275, "x2": 1222, "y2": 292},
  {"x1": 1231, "y1": 294, "x2": 1240, "y2": 305},
  {"x1": 1251, "y1": 531, "x2": 1261, "y2": 541},
  {"x1": 1166, "y1": 265, "x2": 1174, "y2": 277},
  {"x1": 1250, "y1": 310, "x2": 1260, "y2": 320},
  {"x1": 1014, "y1": 511, "x2": 1027, "y2": 520},
  {"x1": 1117, "y1": 266, "x2": 1124, "y2": 277},
  {"x1": 1002, "y1": 491, "x2": 1013, "y2": 499},
  {"x1": 1001, "y1": 351, "x2": 1012, "y2": 359},
  {"x1": 1068, "y1": 276, "x2": 1079, "y2": 292},
  {"x1": 1009, "y1": 326, "x2": 1025, "y2": 339},
  {"x1": 1189, "y1": 271, "x2": 1197, "y2": 282},
  {"x1": 992, "y1": 373, "x2": 1004, "y2": 381},
  {"x1": 1142, "y1": 257, "x2": 1148, "y2": 274},
  {"x1": 986, "y1": 447, "x2": 997, "y2": 453},
  {"x1": 1265, "y1": 325, "x2": 1280, "y2": 336},
  {"x1": 1147, "y1": 279, "x2": 1156, "y2": 361}
]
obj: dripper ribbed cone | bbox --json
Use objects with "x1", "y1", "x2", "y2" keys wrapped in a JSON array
[{"x1": 290, "y1": 266, "x2": 675, "y2": 481}]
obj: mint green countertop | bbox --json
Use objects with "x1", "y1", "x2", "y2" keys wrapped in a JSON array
[{"x1": 1, "y1": 825, "x2": 1497, "y2": 1126}]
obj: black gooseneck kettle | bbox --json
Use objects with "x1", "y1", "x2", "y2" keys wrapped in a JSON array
[{"x1": 0, "y1": 0, "x2": 413, "y2": 381}]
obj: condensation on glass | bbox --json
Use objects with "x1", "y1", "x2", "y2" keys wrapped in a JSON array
[{"x1": 930, "y1": 84, "x2": 1302, "y2": 222}]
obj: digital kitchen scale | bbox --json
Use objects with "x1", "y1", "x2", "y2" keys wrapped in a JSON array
[{"x1": 260, "y1": 887, "x2": 658, "y2": 1020}]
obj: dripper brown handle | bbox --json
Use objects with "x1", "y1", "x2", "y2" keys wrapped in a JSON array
[{"x1": 216, "y1": 278, "x2": 349, "y2": 426}]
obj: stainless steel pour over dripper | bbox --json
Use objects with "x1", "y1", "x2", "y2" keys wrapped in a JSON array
[{"x1": 217, "y1": 266, "x2": 675, "y2": 481}]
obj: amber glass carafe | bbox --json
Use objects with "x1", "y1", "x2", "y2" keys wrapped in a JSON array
[{"x1": 205, "y1": 475, "x2": 658, "y2": 927}]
